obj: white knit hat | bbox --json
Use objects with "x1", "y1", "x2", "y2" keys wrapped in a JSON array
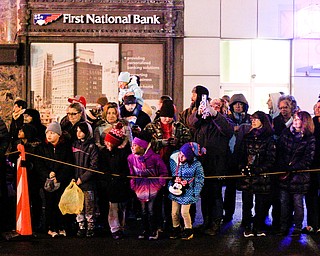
[{"x1": 118, "y1": 72, "x2": 130, "y2": 83}]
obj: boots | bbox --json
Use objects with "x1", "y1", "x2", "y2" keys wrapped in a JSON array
[{"x1": 204, "y1": 218, "x2": 221, "y2": 236}]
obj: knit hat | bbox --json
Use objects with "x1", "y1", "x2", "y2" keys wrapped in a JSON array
[
  {"x1": 96, "y1": 97, "x2": 108, "y2": 107},
  {"x1": 118, "y1": 72, "x2": 130, "y2": 83},
  {"x1": 132, "y1": 137, "x2": 149, "y2": 149},
  {"x1": 68, "y1": 95, "x2": 87, "y2": 108},
  {"x1": 180, "y1": 142, "x2": 206, "y2": 162},
  {"x1": 46, "y1": 121, "x2": 62, "y2": 136},
  {"x1": 104, "y1": 123, "x2": 125, "y2": 147},
  {"x1": 24, "y1": 108, "x2": 41, "y2": 122},
  {"x1": 159, "y1": 99, "x2": 175, "y2": 118},
  {"x1": 192, "y1": 85, "x2": 209, "y2": 108},
  {"x1": 124, "y1": 95, "x2": 137, "y2": 105}
]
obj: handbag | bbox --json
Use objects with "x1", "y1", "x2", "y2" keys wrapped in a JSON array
[{"x1": 169, "y1": 161, "x2": 194, "y2": 196}]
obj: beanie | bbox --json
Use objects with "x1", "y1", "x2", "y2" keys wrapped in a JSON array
[
  {"x1": 124, "y1": 95, "x2": 137, "y2": 105},
  {"x1": 104, "y1": 122, "x2": 125, "y2": 147},
  {"x1": 159, "y1": 99, "x2": 175, "y2": 118},
  {"x1": 68, "y1": 95, "x2": 87, "y2": 108},
  {"x1": 118, "y1": 72, "x2": 130, "y2": 83},
  {"x1": 132, "y1": 137, "x2": 149, "y2": 149},
  {"x1": 46, "y1": 121, "x2": 62, "y2": 136},
  {"x1": 180, "y1": 142, "x2": 206, "y2": 162},
  {"x1": 96, "y1": 97, "x2": 108, "y2": 107},
  {"x1": 192, "y1": 85, "x2": 209, "y2": 108}
]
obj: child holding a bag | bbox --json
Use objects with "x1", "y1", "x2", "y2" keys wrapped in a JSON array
[
  {"x1": 72, "y1": 122, "x2": 99, "y2": 238},
  {"x1": 168, "y1": 142, "x2": 205, "y2": 240},
  {"x1": 127, "y1": 134, "x2": 168, "y2": 240},
  {"x1": 36, "y1": 121, "x2": 74, "y2": 237}
]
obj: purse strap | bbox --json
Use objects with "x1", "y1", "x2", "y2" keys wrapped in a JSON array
[{"x1": 175, "y1": 160, "x2": 194, "y2": 184}]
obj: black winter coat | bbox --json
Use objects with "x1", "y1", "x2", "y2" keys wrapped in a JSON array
[
  {"x1": 72, "y1": 137, "x2": 99, "y2": 191},
  {"x1": 189, "y1": 112, "x2": 234, "y2": 176},
  {"x1": 237, "y1": 128, "x2": 276, "y2": 194},
  {"x1": 98, "y1": 145, "x2": 132, "y2": 203},
  {"x1": 277, "y1": 127, "x2": 315, "y2": 194},
  {"x1": 35, "y1": 136, "x2": 74, "y2": 190}
]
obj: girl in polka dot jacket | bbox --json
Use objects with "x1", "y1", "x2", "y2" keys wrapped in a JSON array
[{"x1": 168, "y1": 142, "x2": 205, "y2": 240}]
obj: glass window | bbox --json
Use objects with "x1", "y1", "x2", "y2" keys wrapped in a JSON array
[{"x1": 31, "y1": 42, "x2": 164, "y2": 123}]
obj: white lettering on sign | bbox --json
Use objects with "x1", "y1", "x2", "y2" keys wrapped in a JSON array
[{"x1": 61, "y1": 14, "x2": 161, "y2": 25}]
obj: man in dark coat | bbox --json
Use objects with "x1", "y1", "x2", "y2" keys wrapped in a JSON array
[{"x1": 188, "y1": 86, "x2": 234, "y2": 236}]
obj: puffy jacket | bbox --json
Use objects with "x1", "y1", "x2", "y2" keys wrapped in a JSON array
[
  {"x1": 72, "y1": 137, "x2": 99, "y2": 191},
  {"x1": 237, "y1": 128, "x2": 276, "y2": 194},
  {"x1": 168, "y1": 151, "x2": 204, "y2": 205},
  {"x1": 99, "y1": 144, "x2": 132, "y2": 203},
  {"x1": 277, "y1": 127, "x2": 315, "y2": 194},
  {"x1": 128, "y1": 147, "x2": 168, "y2": 202}
]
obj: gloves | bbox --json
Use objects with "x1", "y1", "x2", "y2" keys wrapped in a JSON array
[
  {"x1": 168, "y1": 138, "x2": 178, "y2": 146},
  {"x1": 161, "y1": 139, "x2": 169, "y2": 146},
  {"x1": 207, "y1": 106, "x2": 218, "y2": 117},
  {"x1": 162, "y1": 138, "x2": 178, "y2": 147}
]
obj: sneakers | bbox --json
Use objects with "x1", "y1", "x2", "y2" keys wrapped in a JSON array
[
  {"x1": 243, "y1": 228, "x2": 254, "y2": 238},
  {"x1": 181, "y1": 228, "x2": 193, "y2": 240},
  {"x1": 77, "y1": 229, "x2": 86, "y2": 238},
  {"x1": 148, "y1": 230, "x2": 159, "y2": 240},
  {"x1": 58, "y1": 230, "x2": 66, "y2": 237},
  {"x1": 256, "y1": 231, "x2": 266, "y2": 237},
  {"x1": 48, "y1": 230, "x2": 59, "y2": 238},
  {"x1": 112, "y1": 230, "x2": 123, "y2": 240},
  {"x1": 138, "y1": 230, "x2": 148, "y2": 240},
  {"x1": 170, "y1": 226, "x2": 181, "y2": 239}
]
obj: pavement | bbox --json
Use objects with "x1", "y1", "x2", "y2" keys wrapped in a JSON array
[{"x1": 1, "y1": 191, "x2": 320, "y2": 256}]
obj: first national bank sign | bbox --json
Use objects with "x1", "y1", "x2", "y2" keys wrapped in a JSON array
[{"x1": 33, "y1": 13, "x2": 161, "y2": 26}]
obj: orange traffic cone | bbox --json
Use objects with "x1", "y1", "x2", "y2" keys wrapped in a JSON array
[{"x1": 16, "y1": 144, "x2": 32, "y2": 235}]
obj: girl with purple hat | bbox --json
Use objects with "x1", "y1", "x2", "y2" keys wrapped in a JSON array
[{"x1": 168, "y1": 142, "x2": 205, "y2": 240}]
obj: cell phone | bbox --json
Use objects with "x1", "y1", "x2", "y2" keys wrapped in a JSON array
[{"x1": 200, "y1": 94, "x2": 207, "y2": 107}]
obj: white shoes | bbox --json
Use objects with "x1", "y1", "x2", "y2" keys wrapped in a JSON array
[
  {"x1": 59, "y1": 230, "x2": 67, "y2": 237},
  {"x1": 48, "y1": 230, "x2": 59, "y2": 238}
]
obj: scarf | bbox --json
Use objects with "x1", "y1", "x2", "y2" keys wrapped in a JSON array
[{"x1": 12, "y1": 109, "x2": 25, "y2": 120}]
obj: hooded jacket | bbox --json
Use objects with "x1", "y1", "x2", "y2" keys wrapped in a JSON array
[
  {"x1": 72, "y1": 122, "x2": 99, "y2": 191},
  {"x1": 128, "y1": 147, "x2": 168, "y2": 202},
  {"x1": 269, "y1": 93, "x2": 282, "y2": 119},
  {"x1": 228, "y1": 93, "x2": 250, "y2": 126}
]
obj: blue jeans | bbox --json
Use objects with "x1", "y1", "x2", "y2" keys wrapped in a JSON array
[{"x1": 280, "y1": 190, "x2": 304, "y2": 231}]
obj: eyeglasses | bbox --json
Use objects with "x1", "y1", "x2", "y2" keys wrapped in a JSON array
[
  {"x1": 279, "y1": 106, "x2": 289, "y2": 110},
  {"x1": 67, "y1": 112, "x2": 80, "y2": 116}
]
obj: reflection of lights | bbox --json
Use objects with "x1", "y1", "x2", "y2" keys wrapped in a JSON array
[
  {"x1": 296, "y1": 4, "x2": 320, "y2": 38},
  {"x1": 279, "y1": 236, "x2": 292, "y2": 251}
]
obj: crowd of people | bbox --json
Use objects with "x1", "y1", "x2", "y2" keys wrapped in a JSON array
[{"x1": 0, "y1": 71, "x2": 320, "y2": 241}]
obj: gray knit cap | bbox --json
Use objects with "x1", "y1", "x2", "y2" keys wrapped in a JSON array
[{"x1": 46, "y1": 121, "x2": 62, "y2": 136}]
